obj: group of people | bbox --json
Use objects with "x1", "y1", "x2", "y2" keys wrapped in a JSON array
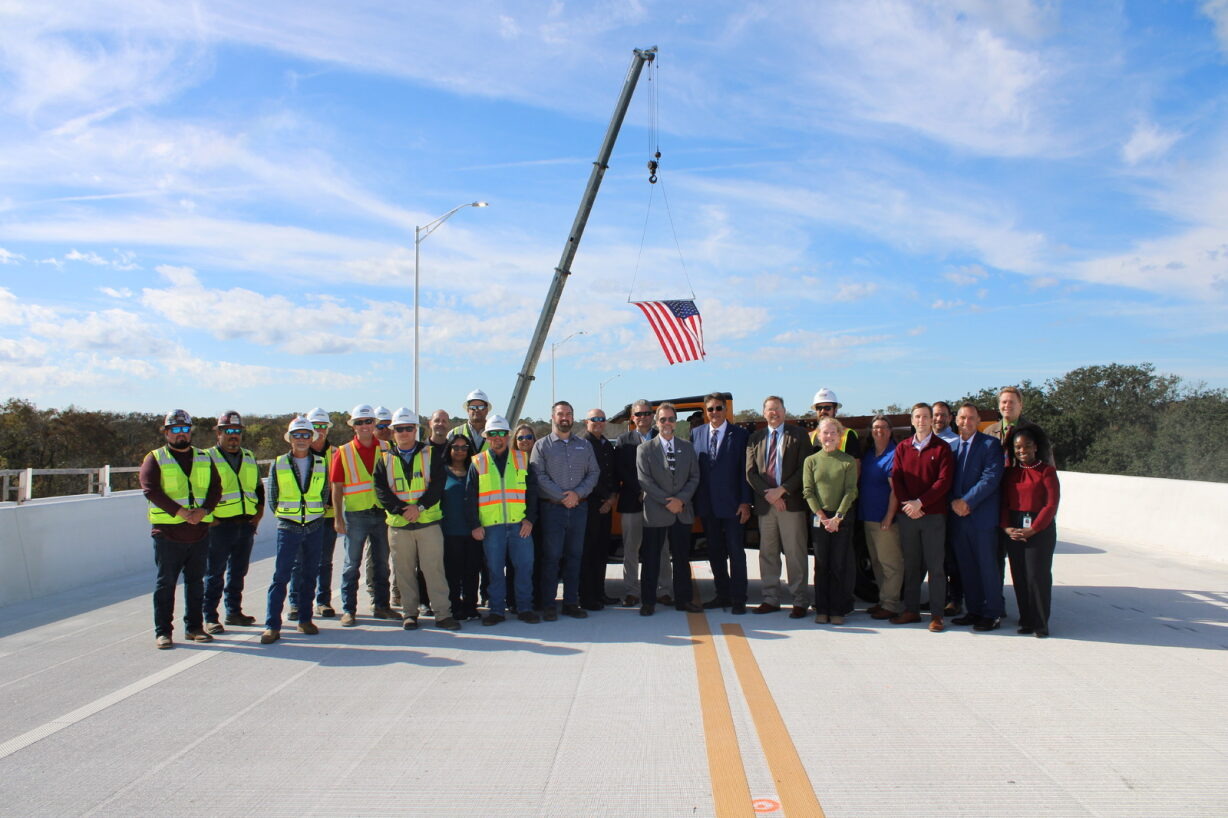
[{"x1": 140, "y1": 386, "x2": 1060, "y2": 650}]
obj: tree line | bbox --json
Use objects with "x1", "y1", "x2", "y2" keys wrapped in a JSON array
[{"x1": 1, "y1": 363, "x2": 1225, "y2": 485}]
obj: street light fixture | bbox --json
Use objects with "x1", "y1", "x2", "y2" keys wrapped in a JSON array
[
  {"x1": 599, "y1": 372, "x2": 621, "y2": 409},
  {"x1": 414, "y1": 201, "x2": 489, "y2": 415},
  {"x1": 550, "y1": 331, "x2": 587, "y2": 406}
]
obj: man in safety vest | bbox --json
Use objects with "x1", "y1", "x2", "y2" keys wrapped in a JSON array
[
  {"x1": 466, "y1": 414, "x2": 539, "y2": 626},
  {"x1": 140, "y1": 409, "x2": 222, "y2": 649},
  {"x1": 372, "y1": 408, "x2": 459, "y2": 631},
  {"x1": 368, "y1": 405, "x2": 400, "y2": 608},
  {"x1": 330, "y1": 404, "x2": 398, "y2": 626},
  {"x1": 261, "y1": 417, "x2": 330, "y2": 644},
  {"x1": 809, "y1": 388, "x2": 862, "y2": 459},
  {"x1": 288, "y1": 407, "x2": 339, "y2": 618},
  {"x1": 202, "y1": 411, "x2": 264, "y2": 634},
  {"x1": 450, "y1": 388, "x2": 490, "y2": 453}
]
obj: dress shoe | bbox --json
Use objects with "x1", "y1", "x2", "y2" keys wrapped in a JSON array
[
  {"x1": 814, "y1": 614, "x2": 829, "y2": 624},
  {"x1": 639, "y1": 604, "x2": 655, "y2": 617},
  {"x1": 155, "y1": 635, "x2": 173, "y2": 650},
  {"x1": 871, "y1": 608, "x2": 895, "y2": 620},
  {"x1": 731, "y1": 603, "x2": 746, "y2": 615},
  {"x1": 928, "y1": 617, "x2": 945, "y2": 633},
  {"x1": 543, "y1": 609, "x2": 559, "y2": 622},
  {"x1": 436, "y1": 617, "x2": 461, "y2": 630},
  {"x1": 204, "y1": 621, "x2": 225, "y2": 635},
  {"x1": 1034, "y1": 629, "x2": 1049, "y2": 639},
  {"x1": 622, "y1": 595, "x2": 639, "y2": 607},
  {"x1": 944, "y1": 602, "x2": 962, "y2": 616},
  {"x1": 315, "y1": 604, "x2": 336, "y2": 618},
  {"x1": 788, "y1": 606, "x2": 807, "y2": 619},
  {"x1": 402, "y1": 617, "x2": 419, "y2": 630},
  {"x1": 259, "y1": 629, "x2": 280, "y2": 644},
  {"x1": 973, "y1": 617, "x2": 1002, "y2": 632},
  {"x1": 224, "y1": 612, "x2": 256, "y2": 627},
  {"x1": 830, "y1": 616, "x2": 844, "y2": 625},
  {"x1": 1017, "y1": 626, "x2": 1035, "y2": 635},
  {"x1": 889, "y1": 612, "x2": 921, "y2": 625},
  {"x1": 754, "y1": 603, "x2": 781, "y2": 615},
  {"x1": 297, "y1": 621, "x2": 319, "y2": 635},
  {"x1": 676, "y1": 602, "x2": 702, "y2": 613},
  {"x1": 184, "y1": 629, "x2": 214, "y2": 642},
  {"x1": 702, "y1": 597, "x2": 731, "y2": 610},
  {"x1": 340, "y1": 612, "x2": 357, "y2": 626},
  {"x1": 951, "y1": 614, "x2": 980, "y2": 627},
  {"x1": 518, "y1": 610, "x2": 541, "y2": 624},
  {"x1": 602, "y1": 595, "x2": 620, "y2": 605},
  {"x1": 373, "y1": 606, "x2": 399, "y2": 620},
  {"x1": 657, "y1": 594, "x2": 674, "y2": 606},
  {"x1": 562, "y1": 604, "x2": 588, "y2": 619},
  {"x1": 866, "y1": 605, "x2": 884, "y2": 616},
  {"x1": 581, "y1": 602, "x2": 604, "y2": 611}
]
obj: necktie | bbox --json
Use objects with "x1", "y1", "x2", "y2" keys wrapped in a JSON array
[
  {"x1": 766, "y1": 429, "x2": 778, "y2": 487},
  {"x1": 711, "y1": 428, "x2": 720, "y2": 454},
  {"x1": 666, "y1": 442, "x2": 676, "y2": 472},
  {"x1": 958, "y1": 439, "x2": 969, "y2": 473}
]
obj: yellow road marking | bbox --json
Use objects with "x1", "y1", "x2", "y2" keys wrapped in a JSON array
[
  {"x1": 687, "y1": 612, "x2": 755, "y2": 817},
  {"x1": 721, "y1": 623, "x2": 826, "y2": 818}
]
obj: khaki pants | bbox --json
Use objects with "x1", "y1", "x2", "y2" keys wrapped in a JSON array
[
  {"x1": 621, "y1": 512, "x2": 672, "y2": 599},
  {"x1": 388, "y1": 524, "x2": 451, "y2": 621},
  {"x1": 757, "y1": 507, "x2": 809, "y2": 607},
  {"x1": 864, "y1": 520, "x2": 903, "y2": 613}
]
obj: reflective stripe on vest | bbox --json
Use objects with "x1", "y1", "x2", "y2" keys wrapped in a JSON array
[
  {"x1": 337, "y1": 440, "x2": 382, "y2": 512},
  {"x1": 384, "y1": 447, "x2": 442, "y2": 527},
  {"x1": 208, "y1": 447, "x2": 260, "y2": 518},
  {"x1": 147, "y1": 447, "x2": 215, "y2": 525},
  {"x1": 273, "y1": 454, "x2": 327, "y2": 523},
  {"x1": 450, "y1": 423, "x2": 487, "y2": 452},
  {"x1": 473, "y1": 449, "x2": 528, "y2": 527},
  {"x1": 316, "y1": 445, "x2": 337, "y2": 519}
]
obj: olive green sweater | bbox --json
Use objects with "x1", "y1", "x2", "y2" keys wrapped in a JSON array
[{"x1": 801, "y1": 449, "x2": 859, "y2": 517}]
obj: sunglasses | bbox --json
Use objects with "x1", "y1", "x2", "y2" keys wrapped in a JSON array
[
  {"x1": 375, "y1": 423, "x2": 391, "y2": 430},
  {"x1": 167, "y1": 425, "x2": 192, "y2": 434},
  {"x1": 289, "y1": 431, "x2": 313, "y2": 440},
  {"x1": 467, "y1": 403, "x2": 487, "y2": 411},
  {"x1": 658, "y1": 416, "x2": 677, "y2": 423},
  {"x1": 312, "y1": 423, "x2": 330, "y2": 429},
  {"x1": 587, "y1": 416, "x2": 607, "y2": 423},
  {"x1": 450, "y1": 444, "x2": 470, "y2": 451},
  {"x1": 352, "y1": 418, "x2": 375, "y2": 426},
  {"x1": 633, "y1": 411, "x2": 653, "y2": 418},
  {"x1": 516, "y1": 434, "x2": 535, "y2": 441},
  {"x1": 392, "y1": 425, "x2": 417, "y2": 433},
  {"x1": 705, "y1": 406, "x2": 725, "y2": 413},
  {"x1": 486, "y1": 430, "x2": 509, "y2": 438},
  {"x1": 221, "y1": 427, "x2": 243, "y2": 435}
]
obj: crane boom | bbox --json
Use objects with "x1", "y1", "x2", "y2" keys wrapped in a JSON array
[{"x1": 504, "y1": 46, "x2": 657, "y2": 423}]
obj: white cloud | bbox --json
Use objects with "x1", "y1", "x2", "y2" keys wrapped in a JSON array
[
  {"x1": 65, "y1": 249, "x2": 109, "y2": 265},
  {"x1": 100, "y1": 286, "x2": 134, "y2": 299},
  {"x1": 28, "y1": 309, "x2": 159, "y2": 355},
  {"x1": 1203, "y1": 0, "x2": 1228, "y2": 54},
  {"x1": 0, "y1": 248, "x2": 25, "y2": 264},
  {"x1": 1122, "y1": 121, "x2": 1182, "y2": 165},
  {"x1": 943, "y1": 264, "x2": 989, "y2": 287},
  {"x1": 832, "y1": 282, "x2": 879, "y2": 302},
  {"x1": 931, "y1": 299, "x2": 966, "y2": 310}
]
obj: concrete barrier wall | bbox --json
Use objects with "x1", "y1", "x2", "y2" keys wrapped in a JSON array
[{"x1": 1055, "y1": 470, "x2": 1226, "y2": 563}]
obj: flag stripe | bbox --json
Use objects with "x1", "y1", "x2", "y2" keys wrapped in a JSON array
[
  {"x1": 636, "y1": 302, "x2": 683, "y2": 363},
  {"x1": 633, "y1": 300, "x2": 706, "y2": 365}
]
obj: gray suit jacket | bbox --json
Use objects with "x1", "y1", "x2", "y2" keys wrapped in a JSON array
[{"x1": 636, "y1": 436, "x2": 700, "y2": 528}]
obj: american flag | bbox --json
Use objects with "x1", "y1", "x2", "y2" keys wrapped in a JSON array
[{"x1": 633, "y1": 299, "x2": 705, "y2": 364}]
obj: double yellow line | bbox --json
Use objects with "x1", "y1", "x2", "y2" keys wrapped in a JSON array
[{"x1": 688, "y1": 612, "x2": 826, "y2": 818}]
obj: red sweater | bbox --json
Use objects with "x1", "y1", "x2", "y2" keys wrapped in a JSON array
[
  {"x1": 1000, "y1": 462, "x2": 1060, "y2": 531},
  {"x1": 890, "y1": 435, "x2": 954, "y2": 516}
]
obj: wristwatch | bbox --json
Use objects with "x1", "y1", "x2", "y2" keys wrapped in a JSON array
[
  {"x1": 416, "y1": 505, "x2": 425, "y2": 515},
  {"x1": 834, "y1": 512, "x2": 844, "y2": 520}
]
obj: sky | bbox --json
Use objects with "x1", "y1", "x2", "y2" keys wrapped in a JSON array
[{"x1": 2, "y1": 0, "x2": 1227, "y2": 423}]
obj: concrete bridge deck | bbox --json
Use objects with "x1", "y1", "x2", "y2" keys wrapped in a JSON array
[{"x1": 1, "y1": 527, "x2": 1226, "y2": 817}]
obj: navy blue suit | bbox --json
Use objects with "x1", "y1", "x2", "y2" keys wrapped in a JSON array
[
  {"x1": 692, "y1": 422, "x2": 753, "y2": 605},
  {"x1": 948, "y1": 432, "x2": 1005, "y2": 619}
]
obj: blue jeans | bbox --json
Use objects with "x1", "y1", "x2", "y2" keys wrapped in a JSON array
[
  {"x1": 290, "y1": 522, "x2": 338, "y2": 607},
  {"x1": 203, "y1": 518, "x2": 255, "y2": 622},
  {"x1": 152, "y1": 535, "x2": 208, "y2": 637},
  {"x1": 339, "y1": 508, "x2": 390, "y2": 613},
  {"x1": 265, "y1": 519, "x2": 325, "y2": 631},
  {"x1": 538, "y1": 502, "x2": 587, "y2": 610},
  {"x1": 483, "y1": 524, "x2": 534, "y2": 616}
]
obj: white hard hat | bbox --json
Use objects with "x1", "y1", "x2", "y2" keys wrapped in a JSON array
[
  {"x1": 305, "y1": 407, "x2": 332, "y2": 427},
  {"x1": 484, "y1": 414, "x2": 511, "y2": 435},
  {"x1": 284, "y1": 416, "x2": 314, "y2": 442},
  {"x1": 812, "y1": 388, "x2": 841, "y2": 409},
  {"x1": 390, "y1": 407, "x2": 419, "y2": 427},
  {"x1": 464, "y1": 389, "x2": 490, "y2": 407},
  {"x1": 348, "y1": 404, "x2": 376, "y2": 424},
  {"x1": 374, "y1": 405, "x2": 392, "y2": 422}
]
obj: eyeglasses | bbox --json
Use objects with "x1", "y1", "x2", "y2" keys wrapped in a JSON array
[
  {"x1": 221, "y1": 427, "x2": 243, "y2": 435},
  {"x1": 450, "y1": 444, "x2": 470, "y2": 451},
  {"x1": 587, "y1": 416, "x2": 607, "y2": 423},
  {"x1": 486, "y1": 430, "x2": 509, "y2": 438},
  {"x1": 633, "y1": 410, "x2": 653, "y2": 417},
  {"x1": 167, "y1": 425, "x2": 191, "y2": 434},
  {"x1": 658, "y1": 416, "x2": 677, "y2": 423},
  {"x1": 392, "y1": 425, "x2": 417, "y2": 433},
  {"x1": 375, "y1": 423, "x2": 390, "y2": 430},
  {"x1": 352, "y1": 418, "x2": 375, "y2": 426},
  {"x1": 705, "y1": 405, "x2": 725, "y2": 413},
  {"x1": 467, "y1": 403, "x2": 487, "y2": 411},
  {"x1": 289, "y1": 431, "x2": 313, "y2": 440},
  {"x1": 312, "y1": 423, "x2": 330, "y2": 429}
]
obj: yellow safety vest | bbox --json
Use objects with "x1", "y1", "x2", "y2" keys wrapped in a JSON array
[
  {"x1": 450, "y1": 422, "x2": 488, "y2": 452},
  {"x1": 314, "y1": 444, "x2": 337, "y2": 519},
  {"x1": 472, "y1": 449, "x2": 528, "y2": 527},
  {"x1": 207, "y1": 446, "x2": 260, "y2": 519},
  {"x1": 147, "y1": 446, "x2": 215, "y2": 525},
  {"x1": 383, "y1": 446, "x2": 442, "y2": 527},
  {"x1": 336, "y1": 439, "x2": 384, "y2": 512},
  {"x1": 272, "y1": 453, "x2": 327, "y2": 523}
]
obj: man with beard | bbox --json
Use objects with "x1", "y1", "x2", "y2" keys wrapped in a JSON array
[
  {"x1": 202, "y1": 411, "x2": 264, "y2": 634},
  {"x1": 140, "y1": 410, "x2": 222, "y2": 649}
]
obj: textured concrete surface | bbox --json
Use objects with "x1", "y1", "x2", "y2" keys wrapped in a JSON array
[{"x1": 0, "y1": 527, "x2": 1225, "y2": 817}]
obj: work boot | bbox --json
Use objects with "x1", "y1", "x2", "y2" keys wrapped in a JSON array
[
  {"x1": 260, "y1": 629, "x2": 280, "y2": 644},
  {"x1": 203, "y1": 621, "x2": 225, "y2": 635},
  {"x1": 315, "y1": 603, "x2": 336, "y2": 618},
  {"x1": 340, "y1": 612, "x2": 358, "y2": 627},
  {"x1": 372, "y1": 606, "x2": 399, "y2": 620},
  {"x1": 436, "y1": 617, "x2": 461, "y2": 631},
  {"x1": 184, "y1": 629, "x2": 214, "y2": 643},
  {"x1": 155, "y1": 635, "x2": 173, "y2": 649},
  {"x1": 224, "y1": 612, "x2": 256, "y2": 626},
  {"x1": 297, "y1": 622, "x2": 319, "y2": 635}
]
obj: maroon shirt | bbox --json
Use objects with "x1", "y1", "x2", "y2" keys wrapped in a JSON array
[
  {"x1": 890, "y1": 435, "x2": 954, "y2": 516},
  {"x1": 1000, "y1": 462, "x2": 1060, "y2": 531},
  {"x1": 140, "y1": 446, "x2": 222, "y2": 543}
]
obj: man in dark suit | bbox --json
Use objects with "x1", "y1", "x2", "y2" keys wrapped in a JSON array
[
  {"x1": 613, "y1": 399, "x2": 671, "y2": 606},
  {"x1": 745, "y1": 395, "x2": 815, "y2": 617},
  {"x1": 691, "y1": 392, "x2": 752, "y2": 614},
  {"x1": 635, "y1": 402, "x2": 702, "y2": 616},
  {"x1": 578, "y1": 408, "x2": 619, "y2": 610},
  {"x1": 948, "y1": 403, "x2": 1006, "y2": 630}
]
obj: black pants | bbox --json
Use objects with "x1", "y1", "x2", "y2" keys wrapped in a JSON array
[
  {"x1": 703, "y1": 515, "x2": 748, "y2": 605},
  {"x1": 579, "y1": 503, "x2": 613, "y2": 606},
  {"x1": 812, "y1": 516, "x2": 854, "y2": 616},
  {"x1": 641, "y1": 521, "x2": 692, "y2": 608},
  {"x1": 444, "y1": 533, "x2": 483, "y2": 618},
  {"x1": 152, "y1": 534, "x2": 208, "y2": 637},
  {"x1": 1006, "y1": 514, "x2": 1056, "y2": 634}
]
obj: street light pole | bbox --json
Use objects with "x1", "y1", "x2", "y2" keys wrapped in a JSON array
[
  {"x1": 599, "y1": 372, "x2": 621, "y2": 408},
  {"x1": 414, "y1": 201, "x2": 489, "y2": 415},
  {"x1": 550, "y1": 331, "x2": 586, "y2": 406}
]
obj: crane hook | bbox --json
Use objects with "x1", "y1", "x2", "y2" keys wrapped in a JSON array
[{"x1": 647, "y1": 150, "x2": 661, "y2": 184}]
